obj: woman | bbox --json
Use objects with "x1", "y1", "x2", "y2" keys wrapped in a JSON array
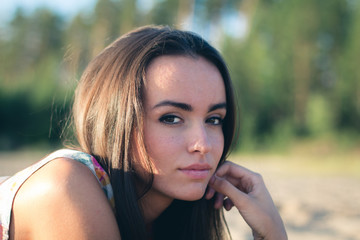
[{"x1": 0, "y1": 25, "x2": 287, "y2": 240}]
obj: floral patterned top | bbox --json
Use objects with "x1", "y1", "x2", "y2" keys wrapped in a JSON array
[{"x1": 0, "y1": 149, "x2": 114, "y2": 240}]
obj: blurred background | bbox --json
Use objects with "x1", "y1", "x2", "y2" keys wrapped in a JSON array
[{"x1": 0, "y1": 0, "x2": 359, "y2": 239}]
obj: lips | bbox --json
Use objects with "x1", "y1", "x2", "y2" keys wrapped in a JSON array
[{"x1": 179, "y1": 163, "x2": 211, "y2": 179}]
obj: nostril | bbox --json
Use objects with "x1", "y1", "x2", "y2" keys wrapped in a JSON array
[{"x1": 189, "y1": 137, "x2": 212, "y2": 154}]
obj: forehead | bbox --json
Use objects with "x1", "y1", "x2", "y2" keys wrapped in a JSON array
[{"x1": 144, "y1": 55, "x2": 226, "y2": 106}]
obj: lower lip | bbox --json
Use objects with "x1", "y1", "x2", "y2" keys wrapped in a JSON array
[{"x1": 179, "y1": 169, "x2": 210, "y2": 179}]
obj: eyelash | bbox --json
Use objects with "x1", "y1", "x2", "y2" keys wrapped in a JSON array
[
  {"x1": 159, "y1": 115, "x2": 224, "y2": 126},
  {"x1": 159, "y1": 115, "x2": 182, "y2": 125},
  {"x1": 206, "y1": 116, "x2": 223, "y2": 126}
]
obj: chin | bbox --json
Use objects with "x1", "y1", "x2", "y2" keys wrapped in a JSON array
[{"x1": 176, "y1": 187, "x2": 207, "y2": 201}]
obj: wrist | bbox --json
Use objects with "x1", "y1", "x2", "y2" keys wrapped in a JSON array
[
  {"x1": 252, "y1": 226, "x2": 288, "y2": 240},
  {"x1": 264, "y1": 230, "x2": 288, "y2": 240}
]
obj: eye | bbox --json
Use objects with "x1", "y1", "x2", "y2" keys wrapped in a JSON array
[
  {"x1": 206, "y1": 116, "x2": 223, "y2": 126},
  {"x1": 159, "y1": 115, "x2": 182, "y2": 125}
]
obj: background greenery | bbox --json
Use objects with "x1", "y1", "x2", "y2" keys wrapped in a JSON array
[{"x1": 0, "y1": 0, "x2": 359, "y2": 152}]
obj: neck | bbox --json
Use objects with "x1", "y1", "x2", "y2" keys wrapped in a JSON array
[{"x1": 139, "y1": 189, "x2": 174, "y2": 224}]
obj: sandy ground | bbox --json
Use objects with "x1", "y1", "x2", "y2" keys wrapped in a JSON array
[
  {"x1": 225, "y1": 156, "x2": 360, "y2": 240},
  {"x1": 1, "y1": 151, "x2": 359, "y2": 240}
]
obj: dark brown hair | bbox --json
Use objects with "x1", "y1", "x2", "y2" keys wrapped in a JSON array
[{"x1": 73, "y1": 25, "x2": 236, "y2": 240}]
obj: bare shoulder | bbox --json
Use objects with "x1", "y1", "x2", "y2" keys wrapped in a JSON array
[{"x1": 10, "y1": 157, "x2": 121, "y2": 240}]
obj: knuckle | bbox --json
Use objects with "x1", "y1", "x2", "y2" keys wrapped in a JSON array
[
  {"x1": 214, "y1": 177, "x2": 228, "y2": 189},
  {"x1": 252, "y1": 172, "x2": 264, "y2": 182},
  {"x1": 253, "y1": 172, "x2": 262, "y2": 179}
]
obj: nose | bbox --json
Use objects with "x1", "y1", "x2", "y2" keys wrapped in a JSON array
[{"x1": 187, "y1": 124, "x2": 212, "y2": 155}]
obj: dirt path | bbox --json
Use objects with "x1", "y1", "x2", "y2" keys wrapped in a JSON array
[{"x1": 1, "y1": 151, "x2": 359, "y2": 240}]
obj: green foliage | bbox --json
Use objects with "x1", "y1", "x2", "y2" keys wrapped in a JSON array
[
  {"x1": 223, "y1": 0, "x2": 360, "y2": 151},
  {"x1": 0, "y1": 0, "x2": 359, "y2": 150},
  {"x1": 306, "y1": 94, "x2": 335, "y2": 136}
]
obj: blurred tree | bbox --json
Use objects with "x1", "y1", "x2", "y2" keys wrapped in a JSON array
[
  {"x1": 335, "y1": 1, "x2": 360, "y2": 132},
  {"x1": 119, "y1": 0, "x2": 137, "y2": 33},
  {"x1": 149, "y1": 0, "x2": 180, "y2": 26},
  {"x1": 0, "y1": 8, "x2": 68, "y2": 150},
  {"x1": 63, "y1": 14, "x2": 92, "y2": 78},
  {"x1": 0, "y1": 0, "x2": 359, "y2": 150},
  {"x1": 176, "y1": 0, "x2": 194, "y2": 28},
  {"x1": 91, "y1": 0, "x2": 120, "y2": 57},
  {"x1": 220, "y1": 0, "x2": 359, "y2": 150}
]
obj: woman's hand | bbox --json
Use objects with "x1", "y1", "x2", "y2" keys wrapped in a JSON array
[{"x1": 205, "y1": 161, "x2": 287, "y2": 240}]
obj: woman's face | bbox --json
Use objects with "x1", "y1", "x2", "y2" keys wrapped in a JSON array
[{"x1": 142, "y1": 55, "x2": 226, "y2": 202}]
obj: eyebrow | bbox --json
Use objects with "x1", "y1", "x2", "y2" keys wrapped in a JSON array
[
  {"x1": 208, "y1": 102, "x2": 227, "y2": 112},
  {"x1": 153, "y1": 101, "x2": 192, "y2": 111},
  {"x1": 153, "y1": 100, "x2": 227, "y2": 112}
]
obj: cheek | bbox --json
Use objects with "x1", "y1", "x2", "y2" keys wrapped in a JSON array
[
  {"x1": 146, "y1": 131, "x2": 181, "y2": 155},
  {"x1": 211, "y1": 131, "x2": 225, "y2": 163},
  {"x1": 143, "y1": 125, "x2": 183, "y2": 170}
]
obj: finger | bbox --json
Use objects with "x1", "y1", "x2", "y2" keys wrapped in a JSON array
[
  {"x1": 216, "y1": 161, "x2": 258, "y2": 180},
  {"x1": 224, "y1": 175, "x2": 252, "y2": 194},
  {"x1": 223, "y1": 198, "x2": 234, "y2": 211},
  {"x1": 205, "y1": 186, "x2": 216, "y2": 200},
  {"x1": 216, "y1": 162, "x2": 264, "y2": 193},
  {"x1": 214, "y1": 192, "x2": 225, "y2": 209},
  {"x1": 209, "y1": 174, "x2": 250, "y2": 209}
]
